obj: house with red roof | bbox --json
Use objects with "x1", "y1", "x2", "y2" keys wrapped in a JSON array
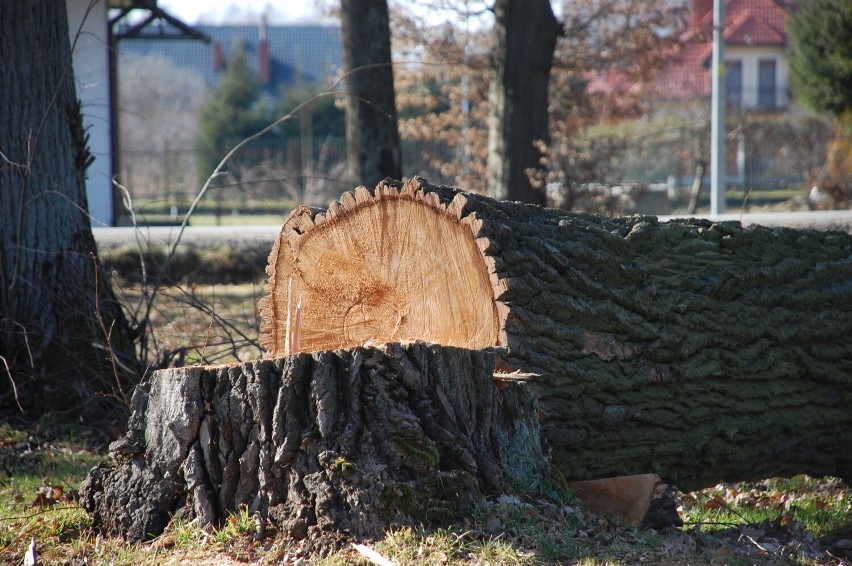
[{"x1": 656, "y1": 0, "x2": 796, "y2": 110}]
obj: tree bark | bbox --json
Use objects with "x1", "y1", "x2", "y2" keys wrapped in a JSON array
[
  {"x1": 487, "y1": 0, "x2": 562, "y2": 205},
  {"x1": 341, "y1": 0, "x2": 402, "y2": 186},
  {"x1": 260, "y1": 178, "x2": 852, "y2": 491},
  {"x1": 81, "y1": 344, "x2": 547, "y2": 543},
  {"x1": 0, "y1": 1, "x2": 136, "y2": 418}
]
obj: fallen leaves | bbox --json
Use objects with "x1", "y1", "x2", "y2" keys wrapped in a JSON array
[
  {"x1": 29, "y1": 484, "x2": 75, "y2": 508},
  {"x1": 679, "y1": 475, "x2": 852, "y2": 563}
]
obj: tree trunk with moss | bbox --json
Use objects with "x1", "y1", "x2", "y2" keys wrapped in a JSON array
[
  {"x1": 259, "y1": 178, "x2": 852, "y2": 491},
  {"x1": 81, "y1": 344, "x2": 547, "y2": 543},
  {"x1": 0, "y1": 1, "x2": 136, "y2": 418}
]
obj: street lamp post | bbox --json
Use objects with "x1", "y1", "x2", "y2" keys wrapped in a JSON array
[{"x1": 710, "y1": 0, "x2": 726, "y2": 216}]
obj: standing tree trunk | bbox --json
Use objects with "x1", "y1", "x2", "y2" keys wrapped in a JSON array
[
  {"x1": 260, "y1": 178, "x2": 852, "y2": 491},
  {"x1": 0, "y1": 1, "x2": 135, "y2": 418},
  {"x1": 341, "y1": 0, "x2": 402, "y2": 186},
  {"x1": 487, "y1": 0, "x2": 562, "y2": 205}
]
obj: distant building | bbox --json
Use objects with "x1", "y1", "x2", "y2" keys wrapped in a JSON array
[
  {"x1": 117, "y1": 19, "x2": 343, "y2": 102},
  {"x1": 66, "y1": 0, "x2": 342, "y2": 226},
  {"x1": 654, "y1": 0, "x2": 796, "y2": 111},
  {"x1": 580, "y1": 0, "x2": 827, "y2": 197}
]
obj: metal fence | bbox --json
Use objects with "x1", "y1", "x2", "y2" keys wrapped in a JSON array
[
  {"x1": 116, "y1": 115, "x2": 836, "y2": 221},
  {"x1": 613, "y1": 116, "x2": 834, "y2": 192}
]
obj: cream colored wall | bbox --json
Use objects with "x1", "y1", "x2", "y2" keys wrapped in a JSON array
[{"x1": 725, "y1": 45, "x2": 789, "y2": 108}]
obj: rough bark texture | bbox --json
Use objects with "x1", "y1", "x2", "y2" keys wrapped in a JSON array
[
  {"x1": 341, "y1": 0, "x2": 402, "y2": 186},
  {"x1": 453, "y1": 187, "x2": 852, "y2": 490},
  {"x1": 81, "y1": 344, "x2": 547, "y2": 542},
  {"x1": 260, "y1": 179, "x2": 852, "y2": 491},
  {"x1": 0, "y1": 1, "x2": 135, "y2": 417},
  {"x1": 487, "y1": 0, "x2": 561, "y2": 205}
]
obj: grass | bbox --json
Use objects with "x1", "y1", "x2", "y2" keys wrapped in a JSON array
[
  {"x1": 120, "y1": 212, "x2": 286, "y2": 228},
  {"x1": 680, "y1": 477, "x2": 852, "y2": 541},
  {"x1": 1, "y1": 426, "x2": 847, "y2": 566},
  {"x1": 1, "y1": 283, "x2": 850, "y2": 565},
  {"x1": 0, "y1": 426, "x2": 103, "y2": 564},
  {"x1": 187, "y1": 213, "x2": 285, "y2": 227}
]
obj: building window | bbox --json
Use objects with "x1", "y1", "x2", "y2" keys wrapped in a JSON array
[
  {"x1": 758, "y1": 59, "x2": 777, "y2": 109},
  {"x1": 726, "y1": 60, "x2": 743, "y2": 107}
]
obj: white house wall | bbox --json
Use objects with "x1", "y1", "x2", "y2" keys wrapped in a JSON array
[
  {"x1": 67, "y1": 0, "x2": 113, "y2": 226},
  {"x1": 725, "y1": 45, "x2": 789, "y2": 109}
]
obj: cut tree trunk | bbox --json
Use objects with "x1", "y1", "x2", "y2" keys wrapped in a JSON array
[
  {"x1": 259, "y1": 178, "x2": 852, "y2": 491},
  {"x1": 81, "y1": 344, "x2": 547, "y2": 543}
]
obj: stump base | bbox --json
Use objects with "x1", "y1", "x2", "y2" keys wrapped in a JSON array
[{"x1": 81, "y1": 344, "x2": 548, "y2": 542}]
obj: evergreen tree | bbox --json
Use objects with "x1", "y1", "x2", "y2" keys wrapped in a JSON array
[
  {"x1": 787, "y1": 0, "x2": 852, "y2": 119},
  {"x1": 195, "y1": 44, "x2": 267, "y2": 185},
  {"x1": 787, "y1": 0, "x2": 852, "y2": 204},
  {"x1": 276, "y1": 84, "x2": 345, "y2": 140}
]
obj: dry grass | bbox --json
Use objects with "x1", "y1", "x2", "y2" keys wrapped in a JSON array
[{"x1": 116, "y1": 282, "x2": 265, "y2": 367}]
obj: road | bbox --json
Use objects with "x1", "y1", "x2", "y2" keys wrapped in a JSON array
[
  {"x1": 93, "y1": 209, "x2": 852, "y2": 247},
  {"x1": 658, "y1": 209, "x2": 852, "y2": 233},
  {"x1": 93, "y1": 224, "x2": 281, "y2": 247}
]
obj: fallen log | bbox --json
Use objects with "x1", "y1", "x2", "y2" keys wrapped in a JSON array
[
  {"x1": 82, "y1": 178, "x2": 852, "y2": 540},
  {"x1": 81, "y1": 344, "x2": 547, "y2": 542},
  {"x1": 259, "y1": 178, "x2": 852, "y2": 490}
]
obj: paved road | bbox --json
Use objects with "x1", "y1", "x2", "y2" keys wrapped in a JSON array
[
  {"x1": 93, "y1": 210, "x2": 852, "y2": 247},
  {"x1": 658, "y1": 210, "x2": 852, "y2": 233},
  {"x1": 93, "y1": 224, "x2": 281, "y2": 247}
]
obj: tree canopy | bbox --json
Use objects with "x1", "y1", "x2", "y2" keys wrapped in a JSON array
[
  {"x1": 275, "y1": 85, "x2": 345, "y2": 140},
  {"x1": 787, "y1": 0, "x2": 852, "y2": 119},
  {"x1": 393, "y1": 0, "x2": 681, "y2": 204}
]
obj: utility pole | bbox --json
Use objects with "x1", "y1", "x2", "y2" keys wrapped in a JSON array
[{"x1": 710, "y1": 0, "x2": 726, "y2": 215}]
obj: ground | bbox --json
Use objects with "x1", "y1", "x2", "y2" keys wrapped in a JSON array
[{"x1": 1, "y1": 283, "x2": 850, "y2": 565}]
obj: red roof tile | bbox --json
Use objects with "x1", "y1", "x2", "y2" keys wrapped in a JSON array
[
  {"x1": 585, "y1": 0, "x2": 793, "y2": 101},
  {"x1": 653, "y1": 0, "x2": 793, "y2": 99},
  {"x1": 689, "y1": 0, "x2": 790, "y2": 43},
  {"x1": 654, "y1": 43, "x2": 713, "y2": 98}
]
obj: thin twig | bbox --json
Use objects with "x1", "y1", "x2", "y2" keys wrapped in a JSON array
[
  {"x1": 92, "y1": 254, "x2": 131, "y2": 408},
  {"x1": 0, "y1": 354, "x2": 24, "y2": 412},
  {"x1": 0, "y1": 505, "x2": 82, "y2": 522}
]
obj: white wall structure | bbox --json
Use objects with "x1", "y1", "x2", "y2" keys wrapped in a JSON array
[
  {"x1": 67, "y1": 0, "x2": 114, "y2": 226},
  {"x1": 726, "y1": 45, "x2": 790, "y2": 110}
]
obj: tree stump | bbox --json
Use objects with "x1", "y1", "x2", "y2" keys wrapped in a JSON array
[
  {"x1": 81, "y1": 344, "x2": 547, "y2": 543},
  {"x1": 259, "y1": 178, "x2": 852, "y2": 490}
]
